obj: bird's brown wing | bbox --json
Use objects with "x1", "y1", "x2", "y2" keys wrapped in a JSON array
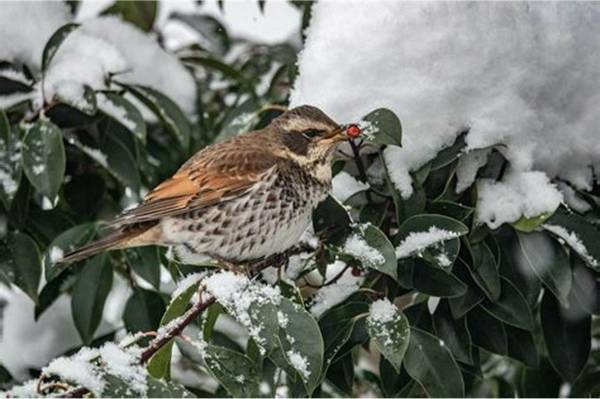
[{"x1": 113, "y1": 134, "x2": 281, "y2": 226}]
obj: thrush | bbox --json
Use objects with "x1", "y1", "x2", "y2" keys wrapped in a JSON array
[{"x1": 61, "y1": 105, "x2": 361, "y2": 265}]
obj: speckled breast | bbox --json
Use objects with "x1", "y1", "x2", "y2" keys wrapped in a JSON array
[{"x1": 161, "y1": 164, "x2": 330, "y2": 264}]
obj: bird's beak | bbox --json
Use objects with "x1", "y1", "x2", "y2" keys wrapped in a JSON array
[{"x1": 322, "y1": 124, "x2": 361, "y2": 143}]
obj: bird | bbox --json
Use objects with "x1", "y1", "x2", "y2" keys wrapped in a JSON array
[{"x1": 60, "y1": 105, "x2": 362, "y2": 266}]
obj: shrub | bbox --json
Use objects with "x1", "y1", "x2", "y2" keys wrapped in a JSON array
[{"x1": 1, "y1": 2, "x2": 599, "y2": 398}]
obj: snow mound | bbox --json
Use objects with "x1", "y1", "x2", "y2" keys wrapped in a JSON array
[
  {"x1": 292, "y1": 2, "x2": 600, "y2": 226},
  {"x1": 0, "y1": 2, "x2": 71, "y2": 69}
]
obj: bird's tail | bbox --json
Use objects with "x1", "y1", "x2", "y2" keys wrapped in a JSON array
[{"x1": 59, "y1": 223, "x2": 159, "y2": 263}]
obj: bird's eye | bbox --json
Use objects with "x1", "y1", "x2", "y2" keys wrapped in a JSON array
[{"x1": 302, "y1": 129, "x2": 323, "y2": 139}]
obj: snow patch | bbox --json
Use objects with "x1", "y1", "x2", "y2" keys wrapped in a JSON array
[
  {"x1": 331, "y1": 171, "x2": 369, "y2": 202},
  {"x1": 395, "y1": 227, "x2": 459, "y2": 259}
]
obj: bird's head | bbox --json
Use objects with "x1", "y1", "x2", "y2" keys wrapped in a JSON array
[{"x1": 272, "y1": 105, "x2": 361, "y2": 167}]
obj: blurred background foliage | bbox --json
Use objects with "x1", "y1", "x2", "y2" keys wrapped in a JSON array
[{"x1": 1, "y1": 1, "x2": 599, "y2": 398}]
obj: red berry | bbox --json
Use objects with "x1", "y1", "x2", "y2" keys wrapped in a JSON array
[{"x1": 346, "y1": 124, "x2": 361, "y2": 139}]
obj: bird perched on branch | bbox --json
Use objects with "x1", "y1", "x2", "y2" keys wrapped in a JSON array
[{"x1": 61, "y1": 105, "x2": 361, "y2": 265}]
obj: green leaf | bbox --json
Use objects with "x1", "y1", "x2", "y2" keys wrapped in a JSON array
[
  {"x1": 505, "y1": 325, "x2": 538, "y2": 368},
  {"x1": 205, "y1": 345, "x2": 260, "y2": 397},
  {"x1": 429, "y1": 132, "x2": 466, "y2": 171},
  {"x1": 147, "y1": 279, "x2": 198, "y2": 379},
  {"x1": 360, "y1": 108, "x2": 402, "y2": 146},
  {"x1": 21, "y1": 119, "x2": 65, "y2": 201},
  {"x1": 481, "y1": 277, "x2": 534, "y2": 331},
  {"x1": 516, "y1": 232, "x2": 572, "y2": 307},
  {"x1": 276, "y1": 298, "x2": 324, "y2": 395},
  {"x1": 319, "y1": 302, "x2": 369, "y2": 365},
  {"x1": 0, "y1": 113, "x2": 22, "y2": 208},
  {"x1": 341, "y1": 223, "x2": 397, "y2": 279},
  {"x1": 404, "y1": 327, "x2": 465, "y2": 398},
  {"x1": 520, "y1": 357, "x2": 562, "y2": 398},
  {"x1": 541, "y1": 289, "x2": 591, "y2": 382},
  {"x1": 412, "y1": 258, "x2": 467, "y2": 297},
  {"x1": 42, "y1": 23, "x2": 79, "y2": 71},
  {"x1": 96, "y1": 92, "x2": 146, "y2": 143},
  {"x1": 126, "y1": 247, "x2": 161, "y2": 289},
  {"x1": 512, "y1": 210, "x2": 554, "y2": 232},
  {"x1": 4, "y1": 232, "x2": 41, "y2": 303},
  {"x1": 433, "y1": 300, "x2": 473, "y2": 365},
  {"x1": 448, "y1": 260, "x2": 485, "y2": 318},
  {"x1": 145, "y1": 375, "x2": 195, "y2": 398},
  {"x1": 366, "y1": 300, "x2": 410, "y2": 373},
  {"x1": 71, "y1": 254, "x2": 112, "y2": 344},
  {"x1": 395, "y1": 214, "x2": 469, "y2": 260},
  {"x1": 216, "y1": 99, "x2": 260, "y2": 142},
  {"x1": 428, "y1": 200, "x2": 474, "y2": 222},
  {"x1": 44, "y1": 222, "x2": 99, "y2": 281},
  {"x1": 543, "y1": 209, "x2": 600, "y2": 270},
  {"x1": 313, "y1": 194, "x2": 352, "y2": 238},
  {"x1": 104, "y1": 1, "x2": 157, "y2": 31},
  {"x1": 466, "y1": 306, "x2": 508, "y2": 355},
  {"x1": 124, "y1": 84, "x2": 191, "y2": 149},
  {"x1": 467, "y1": 241, "x2": 501, "y2": 301},
  {"x1": 56, "y1": 84, "x2": 97, "y2": 115},
  {"x1": 123, "y1": 288, "x2": 165, "y2": 333}
]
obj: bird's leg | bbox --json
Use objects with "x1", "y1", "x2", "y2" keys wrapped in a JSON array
[
  {"x1": 246, "y1": 252, "x2": 290, "y2": 276},
  {"x1": 209, "y1": 254, "x2": 245, "y2": 274}
]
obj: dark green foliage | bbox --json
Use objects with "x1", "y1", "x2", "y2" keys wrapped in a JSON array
[{"x1": 1, "y1": 2, "x2": 600, "y2": 398}]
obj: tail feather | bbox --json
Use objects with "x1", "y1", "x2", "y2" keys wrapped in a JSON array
[{"x1": 59, "y1": 223, "x2": 158, "y2": 263}]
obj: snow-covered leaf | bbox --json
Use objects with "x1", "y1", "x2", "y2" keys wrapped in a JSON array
[
  {"x1": 124, "y1": 84, "x2": 191, "y2": 149},
  {"x1": 516, "y1": 232, "x2": 572, "y2": 307},
  {"x1": 543, "y1": 209, "x2": 600, "y2": 270},
  {"x1": 404, "y1": 327, "x2": 465, "y2": 398},
  {"x1": 97, "y1": 92, "x2": 146, "y2": 143},
  {"x1": 56, "y1": 83, "x2": 97, "y2": 116},
  {"x1": 3, "y1": 232, "x2": 41, "y2": 303},
  {"x1": 0, "y1": 111, "x2": 22, "y2": 208},
  {"x1": 71, "y1": 254, "x2": 113, "y2": 345},
  {"x1": 394, "y1": 214, "x2": 468, "y2": 260},
  {"x1": 366, "y1": 299, "x2": 410, "y2": 373},
  {"x1": 42, "y1": 23, "x2": 79, "y2": 72},
  {"x1": 341, "y1": 223, "x2": 397, "y2": 279},
  {"x1": 21, "y1": 119, "x2": 65, "y2": 201},
  {"x1": 276, "y1": 298, "x2": 324, "y2": 395},
  {"x1": 44, "y1": 222, "x2": 99, "y2": 281},
  {"x1": 147, "y1": 279, "x2": 199, "y2": 379},
  {"x1": 359, "y1": 108, "x2": 402, "y2": 147},
  {"x1": 204, "y1": 345, "x2": 260, "y2": 397}
]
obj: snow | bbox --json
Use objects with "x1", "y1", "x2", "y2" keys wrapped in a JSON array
[
  {"x1": 203, "y1": 271, "x2": 282, "y2": 351},
  {"x1": 309, "y1": 260, "x2": 362, "y2": 318},
  {"x1": 0, "y1": 2, "x2": 71, "y2": 70},
  {"x1": 558, "y1": 182, "x2": 592, "y2": 214},
  {"x1": 476, "y1": 171, "x2": 562, "y2": 229},
  {"x1": 0, "y1": 68, "x2": 33, "y2": 86},
  {"x1": 44, "y1": 347, "x2": 105, "y2": 396},
  {"x1": 455, "y1": 148, "x2": 491, "y2": 194},
  {"x1": 543, "y1": 224, "x2": 598, "y2": 267},
  {"x1": 48, "y1": 246, "x2": 64, "y2": 264},
  {"x1": 368, "y1": 299, "x2": 397, "y2": 324},
  {"x1": 331, "y1": 171, "x2": 369, "y2": 203},
  {"x1": 1, "y1": 3, "x2": 197, "y2": 118},
  {"x1": 98, "y1": 343, "x2": 147, "y2": 396},
  {"x1": 395, "y1": 227, "x2": 459, "y2": 259},
  {"x1": 96, "y1": 92, "x2": 138, "y2": 132},
  {"x1": 171, "y1": 272, "x2": 205, "y2": 300},
  {"x1": 286, "y1": 350, "x2": 310, "y2": 381},
  {"x1": 342, "y1": 230, "x2": 385, "y2": 268},
  {"x1": 0, "y1": 91, "x2": 36, "y2": 110},
  {"x1": 292, "y1": 2, "x2": 600, "y2": 224}
]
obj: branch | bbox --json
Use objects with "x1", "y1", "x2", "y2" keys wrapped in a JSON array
[{"x1": 58, "y1": 253, "x2": 286, "y2": 398}]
